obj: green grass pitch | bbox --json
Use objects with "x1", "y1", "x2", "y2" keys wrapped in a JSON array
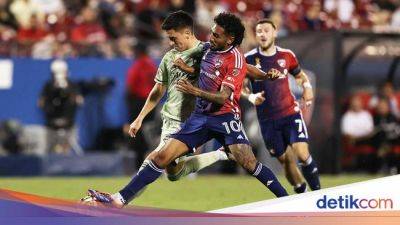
[{"x1": 0, "y1": 174, "x2": 381, "y2": 211}]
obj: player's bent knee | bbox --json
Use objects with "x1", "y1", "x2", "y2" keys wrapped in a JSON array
[
  {"x1": 153, "y1": 139, "x2": 189, "y2": 168},
  {"x1": 292, "y1": 143, "x2": 310, "y2": 161},
  {"x1": 277, "y1": 153, "x2": 287, "y2": 164},
  {"x1": 153, "y1": 151, "x2": 170, "y2": 168},
  {"x1": 146, "y1": 150, "x2": 158, "y2": 161},
  {"x1": 285, "y1": 150, "x2": 297, "y2": 163}
]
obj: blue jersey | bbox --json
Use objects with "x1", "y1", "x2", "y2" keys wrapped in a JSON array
[{"x1": 245, "y1": 46, "x2": 302, "y2": 121}]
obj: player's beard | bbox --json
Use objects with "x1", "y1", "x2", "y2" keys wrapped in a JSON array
[{"x1": 261, "y1": 39, "x2": 275, "y2": 52}]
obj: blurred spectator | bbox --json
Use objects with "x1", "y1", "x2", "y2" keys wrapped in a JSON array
[
  {"x1": 10, "y1": 0, "x2": 44, "y2": 29},
  {"x1": 31, "y1": 34, "x2": 56, "y2": 58},
  {"x1": 38, "y1": 59, "x2": 83, "y2": 154},
  {"x1": 47, "y1": 8, "x2": 75, "y2": 43},
  {"x1": 371, "y1": 97, "x2": 400, "y2": 173},
  {"x1": 32, "y1": 0, "x2": 64, "y2": 14},
  {"x1": 17, "y1": 14, "x2": 48, "y2": 43},
  {"x1": 0, "y1": 120, "x2": 25, "y2": 155},
  {"x1": 369, "y1": 82, "x2": 400, "y2": 119},
  {"x1": 70, "y1": 6, "x2": 107, "y2": 44},
  {"x1": 302, "y1": 1, "x2": 324, "y2": 30},
  {"x1": 98, "y1": 0, "x2": 127, "y2": 39},
  {"x1": 125, "y1": 43, "x2": 157, "y2": 168},
  {"x1": 196, "y1": 0, "x2": 226, "y2": 38},
  {"x1": 341, "y1": 94, "x2": 376, "y2": 172},
  {"x1": 262, "y1": 0, "x2": 289, "y2": 36},
  {"x1": 342, "y1": 95, "x2": 374, "y2": 139},
  {"x1": 168, "y1": 0, "x2": 195, "y2": 14},
  {"x1": 134, "y1": 0, "x2": 165, "y2": 41},
  {"x1": 369, "y1": 6, "x2": 392, "y2": 28},
  {"x1": 115, "y1": 35, "x2": 134, "y2": 58},
  {"x1": 0, "y1": 0, "x2": 18, "y2": 30},
  {"x1": 392, "y1": 7, "x2": 400, "y2": 27},
  {"x1": 324, "y1": 0, "x2": 355, "y2": 26},
  {"x1": 372, "y1": 97, "x2": 400, "y2": 148}
]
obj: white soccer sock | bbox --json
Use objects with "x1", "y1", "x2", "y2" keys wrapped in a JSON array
[
  {"x1": 112, "y1": 192, "x2": 126, "y2": 205},
  {"x1": 174, "y1": 150, "x2": 228, "y2": 179},
  {"x1": 138, "y1": 159, "x2": 150, "y2": 172},
  {"x1": 301, "y1": 156, "x2": 313, "y2": 166}
]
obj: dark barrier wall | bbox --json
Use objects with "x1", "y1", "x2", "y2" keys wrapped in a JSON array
[{"x1": 0, "y1": 58, "x2": 133, "y2": 149}]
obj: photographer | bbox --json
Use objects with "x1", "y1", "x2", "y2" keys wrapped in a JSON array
[{"x1": 38, "y1": 59, "x2": 83, "y2": 154}]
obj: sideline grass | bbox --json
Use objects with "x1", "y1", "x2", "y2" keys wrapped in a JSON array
[{"x1": 0, "y1": 174, "x2": 381, "y2": 211}]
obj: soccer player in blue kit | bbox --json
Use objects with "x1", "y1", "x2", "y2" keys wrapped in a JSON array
[
  {"x1": 244, "y1": 19, "x2": 321, "y2": 193},
  {"x1": 85, "y1": 13, "x2": 288, "y2": 207}
]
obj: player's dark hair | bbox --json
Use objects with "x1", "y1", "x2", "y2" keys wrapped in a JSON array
[
  {"x1": 214, "y1": 12, "x2": 245, "y2": 47},
  {"x1": 161, "y1": 10, "x2": 194, "y2": 32},
  {"x1": 256, "y1": 19, "x2": 277, "y2": 30}
]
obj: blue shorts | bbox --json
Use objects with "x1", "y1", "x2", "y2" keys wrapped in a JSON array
[
  {"x1": 170, "y1": 113, "x2": 250, "y2": 151},
  {"x1": 259, "y1": 113, "x2": 309, "y2": 158}
]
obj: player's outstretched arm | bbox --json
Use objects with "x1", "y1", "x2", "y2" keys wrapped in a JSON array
[
  {"x1": 176, "y1": 79, "x2": 231, "y2": 105},
  {"x1": 294, "y1": 70, "x2": 314, "y2": 106},
  {"x1": 241, "y1": 78, "x2": 265, "y2": 106},
  {"x1": 246, "y1": 64, "x2": 278, "y2": 80},
  {"x1": 128, "y1": 83, "x2": 166, "y2": 137}
]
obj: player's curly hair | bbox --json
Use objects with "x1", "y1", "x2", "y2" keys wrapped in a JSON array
[
  {"x1": 214, "y1": 12, "x2": 245, "y2": 47},
  {"x1": 161, "y1": 10, "x2": 194, "y2": 33}
]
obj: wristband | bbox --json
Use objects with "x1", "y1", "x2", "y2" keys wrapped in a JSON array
[
  {"x1": 248, "y1": 93, "x2": 257, "y2": 104},
  {"x1": 303, "y1": 82, "x2": 312, "y2": 89}
]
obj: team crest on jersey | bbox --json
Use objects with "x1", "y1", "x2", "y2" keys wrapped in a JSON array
[
  {"x1": 232, "y1": 68, "x2": 240, "y2": 76},
  {"x1": 277, "y1": 59, "x2": 286, "y2": 68},
  {"x1": 215, "y1": 58, "x2": 223, "y2": 68}
]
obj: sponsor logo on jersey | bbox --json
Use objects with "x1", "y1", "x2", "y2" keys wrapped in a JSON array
[
  {"x1": 201, "y1": 70, "x2": 217, "y2": 79},
  {"x1": 215, "y1": 58, "x2": 223, "y2": 68},
  {"x1": 227, "y1": 77, "x2": 235, "y2": 82},
  {"x1": 255, "y1": 57, "x2": 262, "y2": 69}
]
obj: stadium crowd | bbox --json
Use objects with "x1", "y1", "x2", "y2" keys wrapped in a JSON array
[{"x1": 0, "y1": 0, "x2": 399, "y2": 58}]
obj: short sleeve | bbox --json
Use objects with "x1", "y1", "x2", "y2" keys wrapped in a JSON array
[
  {"x1": 154, "y1": 54, "x2": 168, "y2": 84},
  {"x1": 287, "y1": 51, "x2": 301, "y2": 76},
  {"x1": 221, "y1": 51, "x2": 244, "y2": 91}
]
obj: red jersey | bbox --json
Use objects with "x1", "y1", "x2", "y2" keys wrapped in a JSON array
[
  {"x1": 126, "y1": 55, "x2": 156, "y2": 99},
  {"x1": 245, "y1": 46, "x2": 302, "y2": 120},
  {"x1": 196, "y1": 44, "x2": 247, "y2": 116}
]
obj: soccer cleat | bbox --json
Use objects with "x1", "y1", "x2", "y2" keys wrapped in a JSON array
[
  {"x1": 88, "y1": 189, "x2": 113, "y2": 203},
  {"x1": 80, "y1": 189, "x2": 124, "y2": 208}
]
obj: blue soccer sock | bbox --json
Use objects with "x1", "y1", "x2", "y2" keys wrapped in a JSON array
[
  {"x1": 119, "y1": 160, "x2": 163, "y2": 203},
  {"x1": 252, "y1": 162, "x2": 288, "y2": 197},
  {"x1": 300, "y1": 156, "x2": 321, "y2": 190}
]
